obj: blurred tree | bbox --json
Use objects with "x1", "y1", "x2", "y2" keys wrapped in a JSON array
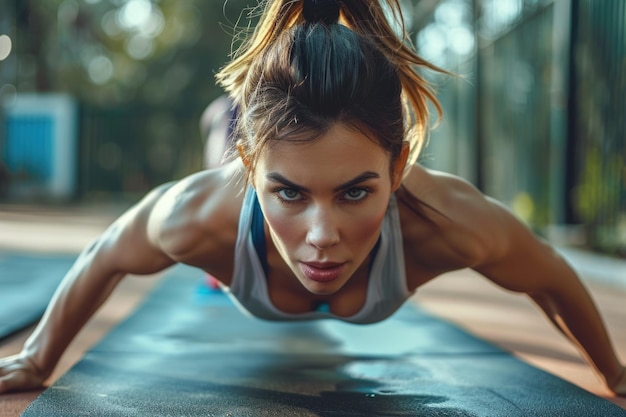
[
  {"x1": 9, "y1": 0, "x2": 256, "y2": 198},
  {"x1": 16, "y1": 0, "x2": 254, "y2": 106}
]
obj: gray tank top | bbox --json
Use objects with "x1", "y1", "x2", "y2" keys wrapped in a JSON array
[{"x1": 225, "y1": 187, "x2": 411, "y2": 324}]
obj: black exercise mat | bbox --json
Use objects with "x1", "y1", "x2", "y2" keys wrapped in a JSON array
[
  {"x1": 22, "y1": 265, "x2": 626, "y2": 416},
  {"x1": 0, "y1": 252, "x2": 74, "y2": 340}
]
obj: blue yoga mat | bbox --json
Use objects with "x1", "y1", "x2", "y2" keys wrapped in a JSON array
[
  {"x1": 0, "y1": 252, "x2": 74, "y2": 340},
  {"x1": 22, "y1": 264, "x2": 626, "y2": 416}
]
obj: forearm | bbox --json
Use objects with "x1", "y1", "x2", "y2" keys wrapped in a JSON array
[
  {"x1": 20, "y1": 251, "x2": 125, "y2": 378},
  {"x1": 0, "y1": 184, "x2": 179, "y2": 393},
  {"x1": 529, "y1": 277, "x2": 624, "y2": 390},
  {"x1": 463, "y1": 194, "x2": 625, "y2": 393}
]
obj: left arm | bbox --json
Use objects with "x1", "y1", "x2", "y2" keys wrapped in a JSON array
[{"x1": 472, "y1": 197, "x2": 625, "y2": 395}]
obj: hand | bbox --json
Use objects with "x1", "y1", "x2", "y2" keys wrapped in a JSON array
[{"x1": 0, "y1": 353, "x2": 46, "y2": 394}]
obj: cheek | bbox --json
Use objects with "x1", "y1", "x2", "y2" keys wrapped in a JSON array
[
  {"x1": 263, "y1": 204, "x2": 303, "y2": 248},
  {"x1": 345, "y1": 207, "x2": 386, "y2": 245}
]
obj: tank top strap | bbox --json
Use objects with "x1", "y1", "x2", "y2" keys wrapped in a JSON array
[{"x1": 250, "y1": 192, "x2": 268, "y2": 274}]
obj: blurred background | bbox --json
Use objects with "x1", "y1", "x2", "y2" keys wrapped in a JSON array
[{"x1": 0, "y1": 0, "x2": 624, "y2": 257}]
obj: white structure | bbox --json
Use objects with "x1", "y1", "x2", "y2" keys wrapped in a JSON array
[{"x1": 2, "y1": 93, "x2": 78, "y2": 200}]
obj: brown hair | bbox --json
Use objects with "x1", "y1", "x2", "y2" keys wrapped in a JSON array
[{"x1": 216, "y1": 0, "x2": 447, "y2": 180}]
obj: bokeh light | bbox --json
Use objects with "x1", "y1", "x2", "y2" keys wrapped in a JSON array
[
  {"x1": 88, "y1": 55, "x2": 114, "y2": 85},
  {"x1": 0, "y1": 84, "x2": 18, "y2": 107},
  {"x1": 0, "y1": 34, "x2": 12, "y2": 61},
  {"x1": 416, "y1": 0, "x2": 475, "y2": 69}
]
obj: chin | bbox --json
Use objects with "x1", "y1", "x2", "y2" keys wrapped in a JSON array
[
  {"x1": 306, "y1": 285, "x2": 340, "y2": 296},
  {"x1": 300, "y1": 275, "x2": 349, "y2": 296}
]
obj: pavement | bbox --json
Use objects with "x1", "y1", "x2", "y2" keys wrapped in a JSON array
[{"x1": 0, "y1": 203, "x2": 625, "y2": 415}]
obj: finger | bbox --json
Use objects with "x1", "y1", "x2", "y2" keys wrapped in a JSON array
[
  {"x1": 0, "y1": 372, "x2": 24, "y2": 393},
  {"x1": 0, "y1": 355, "x2": 26, "y2": 377},
  {"x1": 0, "y1": 354, "x2": 17, "y2": 370},
  {"x1": 0, "y1": 371, "x2": 41, "y2": 394}
]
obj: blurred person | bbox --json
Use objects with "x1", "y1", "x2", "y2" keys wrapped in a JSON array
[
  {"x1": 0, "y1": 0, "x2": 624, "y2": 397},
  {"x1": 199, "y1": 94, "x2": 237, "y2": 169},
  {"x1": 199, "y1": 95, "x2": 238, "y2": 290}
]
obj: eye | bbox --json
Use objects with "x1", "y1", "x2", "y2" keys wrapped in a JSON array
[
  {"x1": 343, "y1": 188, "x2": 369, "y2": 201},
  {"x1": 277, "y1": 188, "x2": 301, "y2": 201}
]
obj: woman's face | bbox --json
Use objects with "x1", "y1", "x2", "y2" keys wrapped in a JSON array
[{"x1": 253, "y1": 123, "x2": 405, "y2": 295}]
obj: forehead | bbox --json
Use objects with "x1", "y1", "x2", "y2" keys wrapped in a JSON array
[
  {"x1": 257, "y1": 124, "x2": 389, "y2": 170},
  {"x1": 255, "y1": 123, "x2": 390, "y2": 184}
]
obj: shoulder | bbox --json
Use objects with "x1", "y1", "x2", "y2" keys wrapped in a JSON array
[
  {"x1": 403, "y1": 165, "x2": 494, "y2": 217},
  {"x1": 147, "y1": 160, "x2": 247, "y2": 262},
  {"x1": 397, "y1": 165, "x2": 509, "y2": 267}
]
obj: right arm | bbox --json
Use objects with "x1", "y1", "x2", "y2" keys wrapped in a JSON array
[{"x1": 0, "y1": 183, "x2": 178, "y2": 393}]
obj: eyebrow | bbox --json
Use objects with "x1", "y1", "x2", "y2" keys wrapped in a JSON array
[{"x1": 266, "y1": 171, "x2": 381, "y2": 193}]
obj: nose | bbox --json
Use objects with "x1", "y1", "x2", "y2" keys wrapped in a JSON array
[{"x1": 305, "y1": 205, "x2": 340, "y2": 250}]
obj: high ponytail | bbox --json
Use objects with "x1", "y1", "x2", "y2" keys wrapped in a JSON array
[
  {"x1": 216, "y1": 1, "x2": 303, "y2": 102},
  {"x1": 339, "y1": 1, "x2": 448, "y2": 163},
  {"x1": 302, "y1": 0, "x2": 340, "y2": 24},
  {"x1": 216, "y1": 0, "x2": 447, "y2": 176}
]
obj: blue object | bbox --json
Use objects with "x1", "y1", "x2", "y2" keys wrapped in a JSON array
[{"x1": 4, "y1": 115, "x2": 54, "y2": 181}]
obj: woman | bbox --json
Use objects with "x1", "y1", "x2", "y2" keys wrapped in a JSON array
[{"x1": 0, "y1": 0, "x2": 624, "y2": 395}]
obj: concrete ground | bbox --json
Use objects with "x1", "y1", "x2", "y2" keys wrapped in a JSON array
[{"x1": 0, "y1": 203, "x2": 625, "y2": 415}]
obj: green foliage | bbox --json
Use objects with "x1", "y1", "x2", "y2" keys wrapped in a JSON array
[
  {"x1": 21, "y1": 0, "x2": 255, "y2": 106},
  {"x1": 574, "y1": 148, "x2": 626, "y2": 254},
  {"x1": 9, "y1": 0, "x2": 257, "y2": 197}
]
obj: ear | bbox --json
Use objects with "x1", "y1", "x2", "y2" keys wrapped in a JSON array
[{"x1": 391, "y1": 143, "x2": 409, "y2": 192}]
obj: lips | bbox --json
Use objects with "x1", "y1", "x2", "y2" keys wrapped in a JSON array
[{"x1": 300, "y1": 262, "x2": 345, "y2": 283}]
